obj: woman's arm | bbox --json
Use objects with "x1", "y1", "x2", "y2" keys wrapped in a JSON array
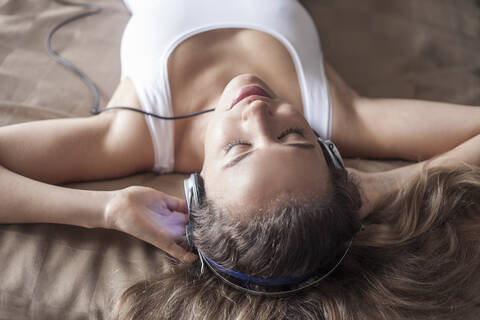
[
  {"x1": 353, "y1": 133, "x2": 480, "y2": 217},
  {"x1": 0, "y1": 164, "x2": 194, "y2": 262},
  {"x1": 0, "y1": 111, "x2": 154, "y2": 185},
  {"x1": 346, "y1": 98, "x2": 480, "y2": 160},
  {"x1": 0, "y1": 106, "x2": 153, "y2": 223},
  {"x1": 0, "y1": 163, "x2": 112, "y2": 228},
  {"x1": 0, "y1": 109, "x2": 195, "y2": 261},
  {"x1": 325, "y1": 62, "x2": 480, "y2": 161}
]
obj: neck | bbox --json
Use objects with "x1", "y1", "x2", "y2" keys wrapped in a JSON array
[
  {"x1": 349, "y1": 168, "x2": 398, "y2": 219},
  {"x1": 350, "y1": 162, "x2": 424, "y2": 219}
]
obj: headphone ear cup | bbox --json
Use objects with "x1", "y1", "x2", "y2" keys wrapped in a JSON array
[
  {"x1": 317, "y1": 138, "x2": 345, "y2": 170},
  {"x1": 184, "y1": 173, "x2": 205, "y2": 212},
  {"x1": 324, "y1": 140, "x2": 345, "y2": 170},
  {"x1": 184, "y1": 173, "x2": 205, "y2": 251}
]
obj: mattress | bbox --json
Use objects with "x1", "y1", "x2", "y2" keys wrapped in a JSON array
[{"x1": 0, "y1": 0, "x2": 479, "y2": 318}]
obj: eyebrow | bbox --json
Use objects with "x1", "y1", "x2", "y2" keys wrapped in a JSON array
[{"x1": 222, "y1": 143, "x2": 316, "y2": 169}]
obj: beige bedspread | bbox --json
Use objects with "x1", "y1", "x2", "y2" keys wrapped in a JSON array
[{"x1": 0, "y1": 0, "x2": 479, "y2": 319}]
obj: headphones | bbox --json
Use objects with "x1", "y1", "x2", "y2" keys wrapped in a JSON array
[{"x1": 184, "y1": 134, "x2": 345, "y2": 252}]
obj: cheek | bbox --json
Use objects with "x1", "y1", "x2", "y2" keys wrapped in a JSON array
[
  {"x1": 278, "y1": 104, "x2": 313, "y2": 131},
  {"x1": 202, "y1": 115, "x2": 234, "y2": 171},
  {"x1": 206, "y1": 114, "x2": 239, "y2": 146},
  {"x1": 277, "y1": 102, "x2": 303, "y2": 118},
  {"x1": 206, "y1": 121, "x2": 227, "y2": 150}
]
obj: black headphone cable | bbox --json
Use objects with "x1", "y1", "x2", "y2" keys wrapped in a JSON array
[{"x1": 46, "y1": 0, "x2": 215, "y2": 120}]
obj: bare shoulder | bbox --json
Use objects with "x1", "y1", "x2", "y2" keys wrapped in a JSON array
[
  {"x1": 103, "y1": 77, "x2": 155, "y2": 173},
  {"x1": 324, "y1": 61, "x2": 359, "y2": 101},
  {"x1": 107, "y1": 76, "x2": 142, "y2": 108},
  {"x1": 323, "y1": 61, "x2": 364, "y2": 156}
]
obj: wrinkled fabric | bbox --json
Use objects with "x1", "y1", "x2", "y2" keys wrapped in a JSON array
[{"x1": 0, "y1": 0, "x2": 479, "y2": 319}]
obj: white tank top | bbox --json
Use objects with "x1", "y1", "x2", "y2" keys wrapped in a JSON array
[{"x1": 121, "y1": 0, "x2": 332, "y2": 173}]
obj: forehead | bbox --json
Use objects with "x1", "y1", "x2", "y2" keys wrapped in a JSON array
[{"x1": 205, "y1": 147, "x2": 330, "y2": 216}]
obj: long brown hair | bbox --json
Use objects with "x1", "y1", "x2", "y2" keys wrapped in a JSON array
[{"x1": 113, "y1": 165, "x2": 480, "y2": 320}]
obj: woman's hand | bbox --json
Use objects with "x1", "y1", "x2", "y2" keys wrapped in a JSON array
[{"x1": 104, "y1": 186, "x2": 197, "y2": 263}]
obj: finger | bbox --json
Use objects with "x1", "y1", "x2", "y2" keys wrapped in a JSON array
[
  {"x1": 165, "y1": 210, "x2": 189, "y2": 225},
  {"x1": 172, "y1": 210, "x2": 189, "y2": 224},
  {"x1": 164, "y1": 196, "x2": 188, "y2": 213},
  {"x1": 163, "y1": 241, "x2": 197, "y2": 263},
  {"x1": 182, "y1": 252, "x2": 198, "y2": 263}
]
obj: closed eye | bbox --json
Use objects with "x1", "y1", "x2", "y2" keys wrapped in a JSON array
[
  {"x1": 277, "y1": 127, "x2": 305, "y2": 139},
  {"x1": 224, "y1": 127, "x2": 306, "y2": 153},
  {"x1": 223, "y1": 140, "x2": 251, "y2": 152}
]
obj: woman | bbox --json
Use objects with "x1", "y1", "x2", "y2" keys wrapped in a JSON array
[{"x1": 1, "y1": 0, "x2": 479, "y2": 319}]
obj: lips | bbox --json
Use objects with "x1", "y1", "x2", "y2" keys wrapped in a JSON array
[{"x1": 230, "y1": 85, "x2": 271, "y2": 109}]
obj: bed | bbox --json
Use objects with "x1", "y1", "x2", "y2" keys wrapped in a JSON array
[{"x1": 1, "y1": 0, "x2": 479, "y2": 319}]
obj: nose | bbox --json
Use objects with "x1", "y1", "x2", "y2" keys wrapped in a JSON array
[{"x1": 241, "y1": 100, "x2": 275, "y2": 142}]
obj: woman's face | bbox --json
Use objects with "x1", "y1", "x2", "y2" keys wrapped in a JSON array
[{"x1": 201, "y1": 74, "x2": 331, "y2": 216}]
